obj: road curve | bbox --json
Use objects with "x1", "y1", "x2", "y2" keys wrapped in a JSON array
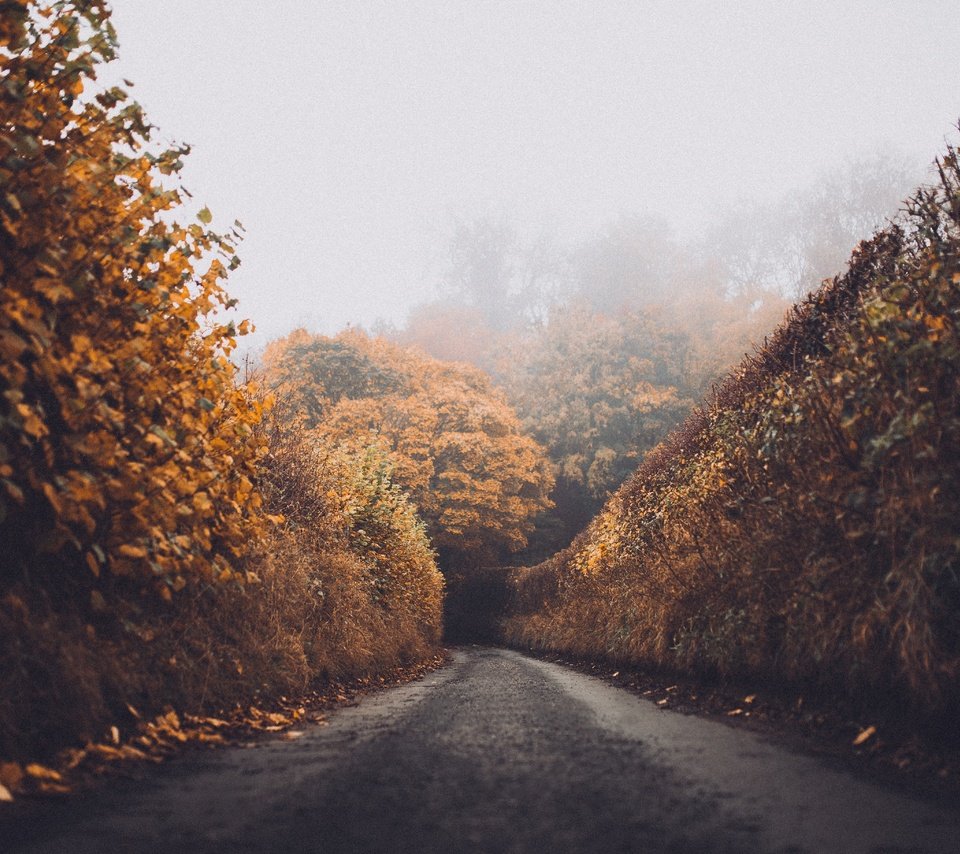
[{"x1": 5, "y1": 647, "x2": 959, "y2": 853}]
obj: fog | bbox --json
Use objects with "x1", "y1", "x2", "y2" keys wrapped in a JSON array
[{"x1": 104, "y1": 1, "x2": 960, "y2": 354}]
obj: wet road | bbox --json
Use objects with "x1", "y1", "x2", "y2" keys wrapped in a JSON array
[{"x1": 5, "y1": 647, "x2": 960, "y2": 853}]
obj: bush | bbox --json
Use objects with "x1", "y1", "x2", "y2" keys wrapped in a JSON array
[{"x1": 0, "y1": 3, "x2": 267, "y2": 599}]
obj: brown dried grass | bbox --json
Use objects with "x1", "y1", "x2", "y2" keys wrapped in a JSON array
[{"x1": 0, "y1": 413, "x2": 443, "y2": 761}]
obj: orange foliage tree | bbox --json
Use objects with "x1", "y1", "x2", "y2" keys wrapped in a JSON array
[
  {"x1": 0, "y1": 2, "x2": 267, "y2": 597},
  {"x1": 262, "y1": 329, "x2": 554, "y2": 565}
]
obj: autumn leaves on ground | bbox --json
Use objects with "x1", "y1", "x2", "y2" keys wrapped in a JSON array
[{"x1": 2, "y1": 2, "x2": 959, "y2": 801}]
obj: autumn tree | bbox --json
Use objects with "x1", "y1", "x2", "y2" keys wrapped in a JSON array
[
  {"x1": 493, "y1": 303, "x2": 695, "y2": 556},
  {"x1": 0, "y1": 2, "x2": 267, "y2": 597},
  {"x1": 262, "y1": 329, "x2": 554, "y2": 566}
]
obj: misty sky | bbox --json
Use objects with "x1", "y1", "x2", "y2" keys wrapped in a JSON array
[{"x1": 104, "y1": 1, "x2": 960, "y2": 353}]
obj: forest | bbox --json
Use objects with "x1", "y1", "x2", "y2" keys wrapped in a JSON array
[{"x1": 1, "y1": 0, "x2": 958, "y2": 802}]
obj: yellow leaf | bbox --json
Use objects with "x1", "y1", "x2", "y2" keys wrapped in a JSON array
[
  {"x1": 281, "y1": 730, "x2": 305, "y2": 741},
  {"x1": 118, "y1": 544, "x2": 147, "y2": 559},
  {"x1": 25, "y1": 763, "x2": 62, "y2": 782},
  {"x1": 16, "y1": 403, "x2": 46, "y2": 439},
  {"x1": 0, "y1": 783, "x2": 12, "y2": 802},
  {"x1": 852, "y1": 725, "x2": 876, "y2": 746},
  {"x1": 85, "y1": 551, "x2": 100, "y2": 577}
]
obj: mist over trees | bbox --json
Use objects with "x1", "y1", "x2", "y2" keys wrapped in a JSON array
[
  {"x1": 385, "y1": 151, "x2": 917, "y2": 558},
  {"x1": 705, "y1": 153, "x2": 918, "y2": 300}
]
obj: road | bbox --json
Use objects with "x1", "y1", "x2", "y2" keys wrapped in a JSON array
[{"x1": 4, "y1": 647, "x2": 959, "y2": 853}]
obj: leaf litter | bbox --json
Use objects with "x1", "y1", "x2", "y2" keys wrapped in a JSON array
[{"x1": 0, "y1": 653, "x2": 446, "y2": 801}]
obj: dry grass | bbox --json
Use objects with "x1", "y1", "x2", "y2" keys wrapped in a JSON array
[{"x1": 0, "y1": 412, "x2": 443, "y2": 762}]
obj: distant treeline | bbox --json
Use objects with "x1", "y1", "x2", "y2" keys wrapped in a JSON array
[
  {"x1": 503, "y1": 144, "x2": 960, "y2": 723},
  {"x1": 384, "y1": 154, "x2": 915, "y2": 557}
]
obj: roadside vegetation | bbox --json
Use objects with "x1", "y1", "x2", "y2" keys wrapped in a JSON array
[
  {"x1": 260, "y1": 329, "x2": 554, "y2": 637},
  {"x1": 0, "y1": 3, "x2": 442, "y2": 767},
  {"x1": 504, "y1": 148, "x2": 960, "y2": 726}
]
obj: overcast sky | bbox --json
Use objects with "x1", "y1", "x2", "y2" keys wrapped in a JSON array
[{"x1": 104, "y1": 1, "x2": 960, "y2": 353}]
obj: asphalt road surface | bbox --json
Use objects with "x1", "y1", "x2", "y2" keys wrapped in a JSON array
[{"x1": 5, "y1": 647, "x2": 960, "y2": 853}]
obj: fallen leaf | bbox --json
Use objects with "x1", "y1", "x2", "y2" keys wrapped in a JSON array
[
  {"x1": 0, "y1": 783, "x2": 13, "y2": 802},
  {"x1": 744, "y1": 694, "x2": 756, "y2": 704},
  {"x1": 0, "y1": 762, "x2": 23, "y2": 789},
  {"x1": 282, "y1": 730, "x2": 306, "y2": 741},
  {"x1": 852, "y1": 725, "x2": 877, "y2": 746},
  {"x1": 62, "y1": 748, "x2": 88, "y2": 770},
  {"x1": 726, "y1": 708, "x2": 743, "y2": 716},
  {"x1": 193, "y1": 716, "x2": 230, "y2": 729},
  {"x1": 36, "y1": 781, "x2": 70, "y2": 795},
  {"x1": 25, "y1": 763, "x2": 62, "y2": 782},
  {"x1": 611, "y1": 671, "x2": 620, "y2": 678}
]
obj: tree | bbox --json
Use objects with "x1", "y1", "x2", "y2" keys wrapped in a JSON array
[
  {"x1": 392, "y1": 300, "x2": 500, "y2": 373},
  {"x1": 0, "y1": 2, "x2": 267, "y2": 597},
  {"x1": 262, "y1": 329, "x2": 554, "y2": 566},
  {"x1": 438, "y1": 216, "x2": 568, "y2": 334},
  {"x1": 442, "y1": 216, "x2": 516, "y2": 334},
  {"x1": 572, "y1": 214, "x2": 682, "y2": 314},
  {"x1": 496, "y1": 303, "x2": 695, "y2": 557},
  {"x1": 706, "y1": 152, "x2": 918, "y2": 300}
]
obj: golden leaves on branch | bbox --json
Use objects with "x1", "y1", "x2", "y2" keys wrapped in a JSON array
[{"x1": 0, "y1": 2, "x2": 266, "y2": 598}]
